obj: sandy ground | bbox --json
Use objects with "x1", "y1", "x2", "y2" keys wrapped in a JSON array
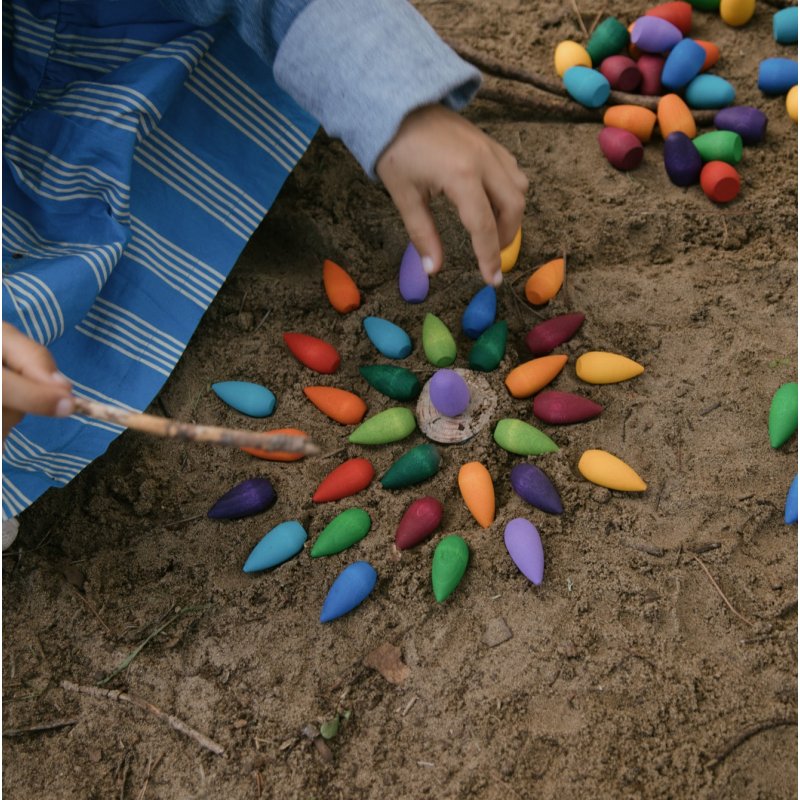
[{"x1": 3, "y1": 1, "x2": 798, "y2": 798}]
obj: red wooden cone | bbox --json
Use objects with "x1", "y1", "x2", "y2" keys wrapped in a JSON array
[
  {"x1": 312, "y1": 458, "x2": 374, "y2": 503},
  {"x1": 645, "y1": 1, "x2": 692, "y2": 35},
  {"x1": 525, "y1": 313, "x2": 586, "y2": 356},
  {"x1": 283, "y1": 332, "x2": 341, "y2": 374},
  {"x1": 532, "y1": 390, "x2": 604, "y2": 424},
  {"x1": 395, "y1": 496, "x2": 444, "y2": 550}
]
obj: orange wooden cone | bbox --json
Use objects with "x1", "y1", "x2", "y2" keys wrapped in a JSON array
[
  {"x1": 242, "y1": 427, "x2": 308, "y2": 462},
  {"x1": 603, "y1": 105, "x2": 658, "y2": 143},
  {"x1": 524, "y1": 258, "x2": 564, "y2": 305},
  {"x1": 322, "y1": 259, "x2": 361, "y2": 314},
  {"x1": 304, "y1": 386, "x2": 367, "y2": 425},
  {"x1": 505, "y1": 354, "x2": 568, "y2": 399},
  {"x1": 695, "y1": 40, "x2": 720, "y2": 72},
  {"x1": 458, "y1": 462, "x2": 495, "y2": 528},
  {"x1": 657, "y1": 94, "x2": 697, "y2": 139}
]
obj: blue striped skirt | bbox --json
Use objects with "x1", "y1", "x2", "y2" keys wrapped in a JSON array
[{"x1": 2, "y1": 0, "x2": 318, "y2": 518}]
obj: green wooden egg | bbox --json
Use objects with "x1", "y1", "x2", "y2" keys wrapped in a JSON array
[
  {"x1": 769, "y1": 382, "x2": 798, "y2": 448},
  {"x1": 358, "y1": 365, "x2": 421, "y2": 401},
  {"x1": 432, "y1": 535, "x2": 469, "y2": 602},
  {"x1": 692, "y1": 131, "x2": 743, "y2": 165},
  {"x1": 468, "y1": 320, "x2": 508, "y2": 372},
  {"x1": 586, "y1": 17, "x2": 629, "y2": 66},
  {"x1": 493, "y1": 418, "x2": 559, "y2": 455},
  {"x1": 380, "y1": 443, "x2": 441, "y2": 488},
  {"x1": 311, "y1": 508, "x2": 372, "y2": 557},
  {"x1": 349, "y1": 407, "x2": 417, "y2": 445},
  {"x1": 422, "y1": 313, "x2": 457, "y2": 367}
]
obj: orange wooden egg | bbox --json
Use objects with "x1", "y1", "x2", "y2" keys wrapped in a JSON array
[
  {"x1": 303, "y1": 386, "x2": 367, "y2": 425},
  {"x1": 505, "y1": 354, "x2": 568, "y2": 399},
  {"x1": 242, "y1": 427, "x2": 308, "y2": 462},
  {"x1": 322, "y1": 259, "x2": 360, "y2": 313},
  {"x1": 524, "y1": 258, "x2": 565, "y2": 305},
  {"x1": 695, "y1": 40, "x2": 720, "y2": 72},
  {"x1": 603, "y1": 105, "x2": 658, "y2": 142},
  {"x1": 458, "y1": 462, "x2": 495, "y2": 528},
  {"x1": 657, "y1": 93, "x2": 697, "y2": 139},
  {"x1": 313, "y1": 458, "x2": 374, "y2": 503}
]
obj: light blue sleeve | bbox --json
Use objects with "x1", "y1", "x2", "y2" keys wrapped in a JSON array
[{"x1": 160, "y1": 0, "x2": 481, "y2": 179}]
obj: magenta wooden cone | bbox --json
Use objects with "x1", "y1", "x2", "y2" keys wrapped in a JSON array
[
  {"x1": 525, "y1": 312, "x2": 585, "y2": 356},
  {"x1": 598, "y1": 127, "x2": 644, "y2": 170},
  {"x1": 395, "y1": 496, "x2": 443, "y2": 550},
  {"x1": 599, "y1": 55, "x2": 641, "y2": 92},
  {"x1": 637, "y1": 54, "x2": 665, "y2": 95},
  {"x1": 532, "y1": 390, "x2": 603, "y2": 424}
]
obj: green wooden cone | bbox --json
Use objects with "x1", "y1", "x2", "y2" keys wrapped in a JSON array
[
  {"x1": 692, "y1": 131, "x2": 743, "y2": 164},
  {"x1": 381, "y1": 443, "x2": 441, "y2": 488},
  {"x1": 769, "y1": 382, "x2": 798, "y2": 448},
  {"x1": 311, "y1": 508, "x2": 372, "y2": 557},
  {"x1": 432, "y1": 535, "x2": 469, "y2": 602},
  {"x1": 422, "y1": 313, "x2": 457, "y2": 367},
  {"x1": 349, "y1": 407, "x2": 417, "y2": 445},
  {"x1": 468, "y1": 320, "x2": 508, "y2": 372},
  {"x1": 359, "y1": 365, "x2": 421, "y2": 401},
  {"x1": 689, "y1": 0, "x2": 719, "y2": 10},
  {"x1": 493, "y1": 418, "x2": 559, "y2": 455},
  {"x1": 586, "y1": 17, "x2": 629, "y2": 66}
]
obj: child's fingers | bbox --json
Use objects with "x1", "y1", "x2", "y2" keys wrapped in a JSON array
[
  {"x1": 482, "y1": 156, "x2": 527, "y2": 251},
  {"x1": 2, "y1": 323, "x2": 70, "y2": 387},
  {"x1": 2, "y1": 368, "x2": 74, "y2": 418},
  {"x1": 389, "y1": 184, "x2": 444, "y2": 275},
  {"x1": 447, "y1": 179, "x2": 502, "y2": 286},
  {"x1": 490, "y1": 141, "x2": 530, "y2": 196}
]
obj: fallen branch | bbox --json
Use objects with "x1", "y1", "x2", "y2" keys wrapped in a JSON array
[
  {"x1": 706, "y1": 715, "x2": 797, "y2": 768},
  {"x1": 478, "y1": 85, "x2": 602, "y2": 122},
  {"x1": 691, "y1": 554, "x2": 755, "y2": 628},
  {"x1": 3, "y1": 718, "x2": 78, "y2": 737},
  {"x1": 61, "y1": 680, "x2": 225, "y2": 756}
]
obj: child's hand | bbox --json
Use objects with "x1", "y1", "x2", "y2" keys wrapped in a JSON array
[
  {"x1": 2, "y1": 323, "x2": 75, "y2": 441},
  {"x1": 376, "y1": 104, "x2": 528, "y2": 286}
]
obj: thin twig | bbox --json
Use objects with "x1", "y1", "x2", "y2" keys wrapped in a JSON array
[
  {"x1": 3, "y1": 718, "x2": 78, "y2": 737},
  {"x1": 588, "y1": 6, "x2": 605, "y2": 36},
  {"x1": 163, "y1": 513, "x2": 205, "y2": 530},
  {"x1": 136, "y1": 752, "x2": 163, "y2": 800},
  {"x1": 705, "y1": 716, "x2": 797, "y2": 768},
  {"x1": 68, "y1": 584, "x2": 115, "y2": 639},
  {"x1": 61, "y1": 681, "x2": 225, "y2": 756},
  {"x1": 690, "y1": 554, "x2": 755, "y2": 628},
  {"x1": 253, "y1": 309, "x2": 272, "y2": 333},
  {"x1": 569, "y1": 0, "x2": 589, "y2": 39}
]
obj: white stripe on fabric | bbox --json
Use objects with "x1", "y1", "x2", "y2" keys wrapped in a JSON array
[
  {"x1": 74, "y1": 325, "x2": 172, "y2": 377},
  {"x1": 8, "y1": 429, "x2": 90, "y2": 470},
  {"x1": 3, "y1": 272, "x2": 64, "y2": 344},
  {"x1": 3, "y1": 475, "x2": 33, "y2": 517},
  {"x1": 3, "y1": 444, "x2": 81, "y2": 484},
  {"x1": 1, "y1": 282, "x2": 36, "y2": 340},
  {"x1": 48, "y1": 53, "x2": 113, "y2": 74},
  {"x1": 3, "y1": 276, "x2": 46, "y2": 343},
  {"x1": 14, "y1": 272, "x2": 65, "y2": 336},
  {"x1": 55, "y1": 81, "x2": 163, "y2": 120},
  {"x1": 78, "y1": 315, "x2": 177, "y2": 371},
  {"x1": 10, "y1": 3, "x2": 54, "y2": 33},
  {"x1": 94, "y1": 297, "x2": 184, "y2": 352},
  {"x1": 10, "y1": 32, "x2": 50, "y2": 58},
  {"x1": 46, "y1": 102, "x2": 141, "y2": 134},
  {"x1": 69, "y1": 378, "x2": 139, "y2": 413},
  {"x1": 68, "y1": 414, "x2": 125, "y2": 435}
]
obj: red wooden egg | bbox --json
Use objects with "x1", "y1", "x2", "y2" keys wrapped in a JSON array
[
  {"x1": 312, "y1": 458, "x2": 374, "y2": 503},
  {"x1": 700, "y1": 161, "x2": 740, "y2": 204},
  {"x1": 599, "y1": 55, "x2": 642, "y2": 92},
  {"x1": 533, "y1": 390, "x2": 604, "y2": 424},
  {"x1": 598, "y1": 127, "x2": 644, "y2": 170},
  {"x1": 283, "y1": 332, "x2": 341, "y2": 374},
  {"x1": 525, "y1": 312, "x2": 586, "y2": 356},
  {"x1": 636, "y1": 54, "x2": 665, "y2": 95},
  {"x1": 395, "y1": 496, "x2": 444, "y2": 550},
  {"x1": 645, "y1": 1, "x2": 692, "y2": 35}
]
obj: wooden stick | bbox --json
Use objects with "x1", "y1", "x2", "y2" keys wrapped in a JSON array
[
  {"x1": 3, "y1": 718, "x2": 78, "y2": 737},
  {"x1": 691, "y1": 554, "x2": 756, "y2": 628},
  {"x1": 72, "y1": 397, "x2": 318, "y2": 455},
  {"x1": 478, "y1": 85, "x2": 602, "y2": 121},
  {"x1": 61, "y1": 680, "x2": 225, "y2": 756},
  {"x1": 705, "y1": 716, "x2": 797, "y2": 768}
]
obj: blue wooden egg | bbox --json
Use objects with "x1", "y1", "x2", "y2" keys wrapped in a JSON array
[
  {"x1": 661, "y1": 38, "x2": 706, "y2": 90},
  {"x1": 774, "y1": 7, "x2": 798, "y2": 44},
  {"x1": 563, "y1": 66, "x2": 611, "y2": 108},
  {"x1": 684, "y1": 74, "x2": 736, "y2": 108},
  {"x1": 243, "y1": 520, "x2": 307, "y2": 573},
  {"x1": 429, "y1": 369, "x2": 470, "y2": 417},
  {"x1": 212, "y1": 381, "x2": 276, "y2": 417},
  {"x1": 320, "y1": 561, "x2": 378, "y2": 622},
  {"x1": 663, "y1": 132, "x2": 703, "y2": 186},
  {"x1": 786, "y1": 475, "x2": 798, "y2": 525},
  {"x1": 758, "y1": 58, "x2": 798, "y2": 95},
  {"x1": 630, "y1": 16, "x2": 683, "y2": 53},
  {"x1": 398, "y1": 242, "x2": 429, "y2": 303},
  {"x1": 714, "y1": 106, "x2": 767, "y2": 145},
  {"x1": 462, "y1": 285, "x2": 497, "y2": 339},
  {"x1": 363, "y1": 316, "x2": 412, "y2": 359}
]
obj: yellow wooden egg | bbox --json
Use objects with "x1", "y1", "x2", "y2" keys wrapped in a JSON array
[
  {"x1": 500, "y1": 227, "x2": 522, "y2": 273},
  {"x1": 575, "y1": 351, "x2": 644, "y2": 384},
  {"x1": 578, "y1": 449, "x2": 647, "y2": 492},
  {"x1": 554, "y1": 41, "x2": 592, "y2": 78},
  {"x1": 719, "y1": 0, "x2": 755, "y2": 27},
  {"x1": 787, "y1": 85, "x2": 798, "y2": 122}
]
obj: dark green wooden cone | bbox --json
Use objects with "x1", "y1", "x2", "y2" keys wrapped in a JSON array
[
  {"x1": 692, "y1": 131, "x2": 743, "y2": 165},
  {"x1": 586, "y1": 17, "x2": 628, "y2": 65},
  {"x1": 468, "y1": 320, "x2": 508, "y2": 372},
  {"x1": 311, "y1": 508, "x2": 372, "y2": 557},
  {"x1": 493, "y1": 418, "x2": 559, "y2": 455},
  {"x1": 769, "y1": 382, "x2": 798, "y2": 448},
  {"x1": 358, "y1": 365, "x2": 421, "y2": 401},
  {"x1": 380, "y1": 444, "x2": 441, "y2": 488},
  {"x1": 422, "y1": 313, "x2": 457, "y2": 367},
  {"x1": 349, "y1": 407, "x2": 416, "y2": 445},
  {"x1": 432, "y1": 535, "x2": 469, "y2": 602}
]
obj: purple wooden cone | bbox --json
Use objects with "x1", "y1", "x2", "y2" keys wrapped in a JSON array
[
  {"x1": 429, "y1": 369, "x2": 470, "y2": 417},
  {"x1": 208, "y1": 478, "x2": 276, "y2": 519},
  {"x1": 525, "y1": 313, "x2": 585, "y2": 356},
  {"x1": 532, "y1": 390, "x2": 603, "y2": 424},
  {"x1": 398, "y1": 242, "x2": 429, "y2": 303},
  {"x1": 663, "y1": 132, "x2": 702, "y2": 187},
  {"x1": 630, "y1": 16, "x2": 683, "y2": 53},
  {"x1": 510, "y1": 463, "x2": 563, "y2": 514},
  {"x1": 713, "y1": 106, "x2": 767, "y2": 145},
  {"x1": 504, "y1": 518, "x2": 544, "y2": 585}
]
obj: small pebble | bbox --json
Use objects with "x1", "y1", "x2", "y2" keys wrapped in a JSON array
[{"x1": 482, "y1": 617, "x2": 513, "y2": 647}]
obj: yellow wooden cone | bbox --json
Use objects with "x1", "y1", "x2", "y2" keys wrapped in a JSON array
[
  {"x1": 505, "y1": 354, "x2": 568, "y2": 398},
  {"x1": 578, "y1": 449, "x2": 647, "y2": 492},
  {"x1": 787, "y1": 85, "x2": 798, "y2": 122},
  {"x1": 500, "y1": 227, "x2": 522, "y2": 273},
  {"x1": 575, "y1": 351, "x2": 644, "y2": 384},
  {"x1": 458, "y1": 461, "x2": 495, "y2": 528}
]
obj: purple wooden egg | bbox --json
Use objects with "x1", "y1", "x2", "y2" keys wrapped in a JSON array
[
  {"x1": 663, "y1": 131, "x2": 702, "y2": 186},
  {"x1": 398, "y1": 242, "x2": 429, "y2": 303},
  {"x1": 208, "y1": 478, "x2": 276, "y2": 519},
  {"x1": 395, "y1": 496, "x2": 444, "y2": 550},
  {"x1": 532, "y1": 390, "x2": 604, "y2": 424},
  {"x1": 429, "y1": 369, "x2": 470, "y2": 417},
  {"x1": 637, "y1": 54, "x2": 665, "y2": 95},
  {"x1": 504, "y1": 518, "x2": 545, "y2": 585},
  {"x1": 525, "y1": 312, "x2": 585, "y2": 356},
  {"x1": 510, "y1": 463, "x2": 563, "y2": 514},
  {"x1": 599, "y1": 55, "x2": 642, "y2": 92},
  {"x1": 630, "y1": 16, "x2": 683, "y2": 53},
  {"x1": 598, "y1": 127, "x2": 644, "y2": 170},
  {"x1": 713, "y1": 106, "x2": 767, "y2": 145}
]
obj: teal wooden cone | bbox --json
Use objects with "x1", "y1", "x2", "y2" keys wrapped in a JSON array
[
  {"x1": 381, "y1": 444, "x2": 441, "y2": 488},
  {"x1": 311, "y1": 508, "x2": 372, "y2": 557},
  {"x1": 493, "y1": 418, "x2": 559, "y2": 455},
  {"x1": 432, "y1": 535, "x2": 469, "y2": 602},
  {"x1": 769, "y1": 382, "x2": 798, "y2": 448},
  {"x1": 468, "y1": 320, "x2": 508, "y2": 372},
  {"x1": 422, "y1": 313, "x2": 457, "y2": 367},
  {"x1": 358, "y1": 365, "x2": 421, "y2": 401},
  {"x1": 349, "y1": 407, "x2": 417, "y2": 445}
]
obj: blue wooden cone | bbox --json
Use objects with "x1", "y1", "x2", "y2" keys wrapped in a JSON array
[
  {"x1": 320, "y1": 561, "x2": 377, "y2": 622},
  {"x1": 243, "y1": 521, "x2": 307, "y2": 573}
]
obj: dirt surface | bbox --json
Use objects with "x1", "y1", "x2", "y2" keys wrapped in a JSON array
[{"x1": 3, "y1": 2, "x2": 798, "y2": 798}]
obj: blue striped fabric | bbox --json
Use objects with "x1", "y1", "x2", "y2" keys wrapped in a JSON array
[{"x1": 2, "y1": 0, "x2": 318, "y2": 518}]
